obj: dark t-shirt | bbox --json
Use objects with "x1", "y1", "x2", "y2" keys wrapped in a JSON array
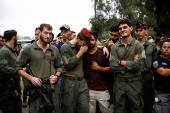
[
  {"x1": 83, "y1": 48, "x2": 109, "y2": 91},
  {"x1": 152, "y1": 56, "x2": 170, "y2": 93},
  {"x1": 55, "y1": 41, "x2": 64, "y2": 52}
]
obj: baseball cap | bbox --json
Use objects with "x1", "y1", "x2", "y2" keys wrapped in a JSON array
[{"x1": 60, "y1": 24, "x2": 71, "y2": 31}]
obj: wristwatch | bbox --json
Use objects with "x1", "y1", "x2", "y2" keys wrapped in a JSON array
[{"x1": 118, "y1": 60, "x2": 121, "y2": 65}]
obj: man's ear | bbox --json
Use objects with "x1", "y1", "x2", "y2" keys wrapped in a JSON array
[
  {"x1": 130, "y1": 26, "x2": 133, "y2": 32},
  {"x1": 76, "y1": 37, "x2": 79, "y2": 39}
]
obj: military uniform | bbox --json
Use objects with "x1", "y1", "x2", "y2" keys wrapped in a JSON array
[
  {"x1": 141, "y1": 40, "x2": 157, "y2": 113},
  {"x1": 14, "y1": 42, "x2": 62, "y2": 113},
  {"x1": 110, "y1": 38, "x2": 145, "y2": 113},
  {"x1": 60, "y1": 39, "x2": 89, "y2": 113},
  {"x1": 0, "y1": 44, "x2": 21, "y2": 113}
]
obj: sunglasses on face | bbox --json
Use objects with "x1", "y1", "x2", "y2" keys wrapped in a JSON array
[{"x1": 110, "y1": 33, "x2": 118, "y2": 37}]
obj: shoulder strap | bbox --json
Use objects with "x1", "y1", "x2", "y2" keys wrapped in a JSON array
[
  {"x1": 123, "y1": 40, "x2": 138, "y2": 60},
  {"x1": 50, "y1": 50, "x2": 55, "y2": 92},
  {"x1": 87, "y1": 48, "x2": 102, "y2": 83}
]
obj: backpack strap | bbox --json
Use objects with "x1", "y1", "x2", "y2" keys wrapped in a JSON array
[{"x1": 87, "y1": 49, "x2": 102, "y2": 83}]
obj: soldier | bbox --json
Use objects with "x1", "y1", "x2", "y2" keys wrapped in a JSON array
[
  {"x1": 0, "y1": 30, "x2": 22, "y2": 113},
  {"x1": 14, "y1": 23, "x2": 62, "y2": 113},
  {"x1": 110, "y1": 19, "x2": 145, "y2": 113},
  {"x1": 98, "y1": 25, "x2": 120, "y2": 98},
  {"x1": 135, "y1": 21, "x2": 157, "y2": 113},
  {"x1": 151, "y1": 38, "x2": 170, "y2": 113},
  {"x1": 60, "y1": 28, "x2": 90, "y2": 113},
  {"x1": 55, "y1": 24, "x2": 71, "y2": 52},
  {"x1": 98, "y1": 25, "x2": 120, "y2": 51}
]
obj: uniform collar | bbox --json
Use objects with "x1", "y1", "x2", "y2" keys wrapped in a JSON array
[
  {"x1": 143, "y1": 40, "x2": 149, "y2": 46},
  {"x1": 118, "y1": 38, "x2": 136, "y2": 46},
  {"x1": 4, "y1": 44, "x2": 16, "y2": 52},
  {"x1": 34, "y1": 42, "x2": 53, "y2": 51}
]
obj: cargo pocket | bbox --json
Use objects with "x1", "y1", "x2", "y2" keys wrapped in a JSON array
[
  {"x1": 61, "y1": 78, "x2": 69, "y2": 108},
  {"x1": 138, "y1": 93, "x2": 144, "y2": 109}
]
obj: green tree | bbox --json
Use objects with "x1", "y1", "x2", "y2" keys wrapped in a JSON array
[{"x1": 90, "y1": 0, "x2": 118, "y2": 40}]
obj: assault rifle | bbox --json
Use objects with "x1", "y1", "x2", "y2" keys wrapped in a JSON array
[{"x1": 26, "y1": 69, "x2": 55, "y2": 113}]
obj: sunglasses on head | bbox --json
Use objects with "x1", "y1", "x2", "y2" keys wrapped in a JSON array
[{"x1": 110, "y1": 33, "x2": 118, "y2": 37}]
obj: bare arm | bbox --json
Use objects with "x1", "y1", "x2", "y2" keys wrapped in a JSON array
[
  {"x1": 156, "y1": 68, "x2": 170, "y2": 76},
  {"x1": 91, "y1": 61, "x2": 112, "y2": 74}
]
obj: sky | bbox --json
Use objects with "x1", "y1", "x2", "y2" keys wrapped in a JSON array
[{"x1": 0, "y1": 0, "x2": 94, "y2": 38}]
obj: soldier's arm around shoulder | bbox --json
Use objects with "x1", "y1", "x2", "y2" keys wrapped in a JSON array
[
  {"x1": 60, "y1": 44, "x2": 79, "y2": 70},
  {"x1": 126, "y1": 41, "x2": 146, "y2": 70},
  {"x1": 109, "y1": 43, "x2": 127, "y2": 72},
  {"x1": 0, "y1": 48, "x2": 14, "y2": 76}
]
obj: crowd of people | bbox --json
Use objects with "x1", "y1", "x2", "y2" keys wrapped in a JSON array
[{"x1": 0, "y1": 18, "x2": 170, "y2": 113}]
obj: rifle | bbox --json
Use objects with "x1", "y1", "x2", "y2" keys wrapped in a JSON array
[
  {"x1": 0, "y1": 74, "x2": 21, "y2": 105},
  {"x1": 26, "y1": 69, "x2": 55, "y2": 113}
]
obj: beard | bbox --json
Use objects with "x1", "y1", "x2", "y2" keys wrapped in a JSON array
[
  {"x1": 88, "y1": 44, "x2": 95, "y2": 49},
  {"x1": 40, "y1": 34, "x2": 49, "y2": 43}
]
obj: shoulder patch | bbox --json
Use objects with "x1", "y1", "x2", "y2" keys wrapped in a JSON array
[{"x1": 153, "y1": 61, "x2": 158, "y2": 68}]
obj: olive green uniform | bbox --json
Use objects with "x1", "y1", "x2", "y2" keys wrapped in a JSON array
[
  {"x1": 141, "y1": 40, "x2": 157, "y2": 113},
  {"x1": 60, "y1": 40, "x2": 89, "y2": 113},
  {"x1": 110, "y1": 38, "x2": 145, "y2": 113},
  {"x1": 14, "y1": 42, "x2": 62, "y2": 113},
  {"x1": 0, "y1": 44, "x2": 21, "y2": 113}
]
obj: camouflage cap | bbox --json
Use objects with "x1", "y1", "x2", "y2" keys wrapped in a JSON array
[{"x1": 60, "y1": 24, "x2": 71, "y2": 31}]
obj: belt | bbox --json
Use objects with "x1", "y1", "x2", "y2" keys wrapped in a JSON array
[
  {"x1": 41, "y1": 80, "x2": 50, "y2": 84},
  {"x1": 63, "y1": 75, "x2": 84, "y2": 81},
  {"x1": 116, "y1": 76, "x2": 141, "y2": 83}
]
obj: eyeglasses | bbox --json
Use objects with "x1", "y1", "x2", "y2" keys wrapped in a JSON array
[{"x1": 110, "y1": 33, "x2": 118, "y2": 37}]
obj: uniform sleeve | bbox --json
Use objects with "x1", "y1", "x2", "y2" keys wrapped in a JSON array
[
  {"x1": 14, "y1": 46, "x2": 30, "y2": 73},
  {"x1": 152, "y1": 44, "x2": 157, "y2": 58},
  {"x1": 152, "y1": 57, "x2": 162, "y2": 70},
  {"x1": 60, "y1": 44, "x2": 79, "y2": 70},
  {"x1": 126, "y1": 42, "x2": 145, "y2": 70},
  {"x1": 0, "y1": 49, "x2": 14, "y2": 76},
  {"x1": 54, "y1": 47, "x2": 62, "y2": 73},
  {"x1": 110, "y1": 44, "x2": 127, "y2": 74}
]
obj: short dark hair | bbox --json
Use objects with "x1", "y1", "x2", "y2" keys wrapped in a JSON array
[
  {"x1": 35, "y1": 27, "x2": 40, "y2": 32},
  {"x1": 118, "y1": 19, "x2": 131, "y2": 27},
  {"x1": 155, "y1": 38, "x2": 160, "y2": 45},
  {"x1": 3, "y1": 30, "x2": 17, "y2": 42},
  {"x1": 57, "y1": 33, "x2": 61, "y2": 37},
  {"x1": 160, "y1": 38, "x2": 170, "y2": 48},
  {"x1": 39, "y1": 23, "x2": 53, "y2": 32},
  {"x1": 90, "y1": 31, "x2": 98, "y2": 40},
  {"x1": 110, "y1": 25, "x2": 119, "y2": 32}
]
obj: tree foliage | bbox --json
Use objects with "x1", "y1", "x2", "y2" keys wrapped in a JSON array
[{"x1": 90, "y1": 0, "x2": 170, "y2": 38}]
